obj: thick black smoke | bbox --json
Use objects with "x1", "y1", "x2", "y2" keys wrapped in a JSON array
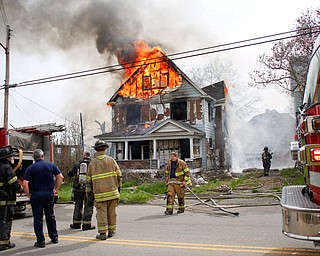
[{"x1": 3, "y1": 0, "x2": 146, "y2": 63}]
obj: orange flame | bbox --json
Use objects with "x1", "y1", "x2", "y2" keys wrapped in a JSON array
[{"x1": 118, "y1": 41, "x2": 182, "y2": 99}]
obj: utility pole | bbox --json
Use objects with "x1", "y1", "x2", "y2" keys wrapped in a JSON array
[{"x1": 0, "y1": 25, "x2": 11, "y2": 145}]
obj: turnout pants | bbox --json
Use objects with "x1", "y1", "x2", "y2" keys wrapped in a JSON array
[
  {"x1": 0, "y1": 205, "x2": 14, "y2": 247},
  {"x1": 166, "y1": 179, "x2": 186, "y2": 212},
  {"x1": 95, "y1": 199, "x2": 118, "y2": 234},
  {"x1": 30, "y1": 191, "x2": 58, "y2": 243},
  {"x1": 263, "y1": 162, "x2": 271, "y2": 175},
  {"x1": 72, "y1": 190, "x2": 94, "y2": 228}
]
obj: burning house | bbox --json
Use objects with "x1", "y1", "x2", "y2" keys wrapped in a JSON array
[{"x1": 95, "y1": 41, "x2": 229, "y2": 173}]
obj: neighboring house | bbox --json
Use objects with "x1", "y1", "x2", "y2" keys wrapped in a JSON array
[
  {"x1": 95, "y1": 56, "x2": 229, "y2": 173},
  {"x1": 233, "y1": 109, "x2": 295, "y2": 169}
]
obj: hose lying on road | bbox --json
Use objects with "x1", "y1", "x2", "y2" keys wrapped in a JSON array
[{"x1": 166, "y1": 181, "x2": 240, "y2": 216}]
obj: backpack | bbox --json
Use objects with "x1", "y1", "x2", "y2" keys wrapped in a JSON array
[{"x1": 78, "y1": 162, "x2": 88, "y2": 186}]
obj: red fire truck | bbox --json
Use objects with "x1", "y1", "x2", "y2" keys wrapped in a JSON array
[
  {"x1": 281, "y1": 34, "x2": 320, "y2": 246},
  {"x1": 0, "y1": 123, "x2": 64, "y2": 212}
]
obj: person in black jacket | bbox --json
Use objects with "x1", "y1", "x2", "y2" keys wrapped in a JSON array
[
  {"x1": 262, "y1": 146, "x2": 273, "y2": 176},
  {"x1": 68, "y1": 151, "x2": 95, "y2": 230},
  {"x1": 0, "y1": 146, "x2": 22, "y2": 251}
]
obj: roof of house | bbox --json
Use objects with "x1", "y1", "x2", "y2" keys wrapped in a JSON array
[
  {"x1": 202, "y1": 81, "x2": 226, "y2": 101},
  {"x1": 107, "y1": 54, "x2": 212, "y2": 104}
]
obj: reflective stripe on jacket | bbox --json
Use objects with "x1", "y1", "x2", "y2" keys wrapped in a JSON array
[
  {"x1": 86, "y1": 151, "x2": 122, "y2": 202},
  {"x1": 165, "y1": 158, "x2": 191, "y2": 185}
]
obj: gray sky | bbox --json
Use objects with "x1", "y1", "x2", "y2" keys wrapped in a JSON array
[{"x1": 0, "y1": 0, "x2": 319, "y2": 142}]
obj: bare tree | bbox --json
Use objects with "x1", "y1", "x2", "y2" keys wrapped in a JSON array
[
  {"x1": 250, "y1": 8, "x2": 320, "y2": 96},
  {"x1": 185, "y1": 57, "x2": 260, "y2": 122}
]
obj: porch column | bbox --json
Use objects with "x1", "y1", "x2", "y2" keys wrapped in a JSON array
[
  {"x1": 153, "y1": 139, "x2": 157, "y2": 159},
  {"x1": 124, "y1": 141, "x2": 129, "y2": 160},
  {"x1": 189, "y1": 138, "x2": 194, "y2": 159}
]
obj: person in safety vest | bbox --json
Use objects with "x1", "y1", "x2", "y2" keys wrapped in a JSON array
[
  {"x1": 0, "y1": 146, "x2": 22, "y2": 251},
  {"x1": 164, "y1": 152, "x2": 191, "y2": 215},
  {"x1": 68, "y1": 151, "x2": 95, "y2": 230},
  {"x1": 262, "y1": 146, "x2": 272, "y2": 176},
  {"x1": 86, "y1": 140, "x2": 122, "y2": 240}
]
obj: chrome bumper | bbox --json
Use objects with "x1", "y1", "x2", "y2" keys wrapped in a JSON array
[{"x1": 281, "y1": 185, "x2": 320, "y2": 241}]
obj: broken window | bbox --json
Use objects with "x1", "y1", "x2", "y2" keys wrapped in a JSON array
[
  {"x1": 170, "y1": 101, "x2": 187, "y2": 121},
  {"x1": 193, "y1": 139, "x2": 200, "y2": 157},
  {"x1": 126, "y1": 104, "x2": 141, "y2": 125}
]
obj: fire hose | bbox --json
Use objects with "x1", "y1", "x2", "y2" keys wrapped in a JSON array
[{"x1": 166, "y1": 181, "x2": 240, "y2": 216}]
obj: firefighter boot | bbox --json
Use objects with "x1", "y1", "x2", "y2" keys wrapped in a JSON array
[
  {"x1": 96, "y1": 233, "x2": 107, "y2": 240},
  {"x1": 177, "y1": 198, "x2": 185, "y2": 214},
  {"x1": 82, "y1": 224, "x2": 95, "y2": 230},
  {"x1": 0, "y1": 242, "x2": 15, "y2": 251},
  {"x1": 70, "y1": 224, "x2": 81, "y2": 229},
  {"x1": 164, "y1": 208, "x2": 173, "y2": 215},
  {"x1": 108, "y1": 231, "x2": 116, "y2": 237}
]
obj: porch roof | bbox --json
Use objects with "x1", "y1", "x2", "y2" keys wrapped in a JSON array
[{"x1": 94, "y1": 119, "x2": 205, "y2": 141}]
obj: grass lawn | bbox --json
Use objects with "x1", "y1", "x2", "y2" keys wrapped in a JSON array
[{"x1": 57, "y1": 168, "x2": 305, "y2": 204}]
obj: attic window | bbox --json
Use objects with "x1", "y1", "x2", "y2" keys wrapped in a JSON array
[
  {"x1": 142, "y1": 72, "x2": 169, "y2": 90},
  {"x1": 171, "y1": 101, "x2": 187, "y2": 121}
]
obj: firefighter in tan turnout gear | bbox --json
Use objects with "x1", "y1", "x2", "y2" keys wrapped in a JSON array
[
  {"x1": 165, "y1": 152, "x2": 191, "y2": 215},
  {"x1": 86, "y1": 140, "x2": 122, "y2": 240}
]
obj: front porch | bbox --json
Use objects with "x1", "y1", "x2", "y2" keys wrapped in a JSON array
[{"x1": 96, "y1": 120, "x2": 207, "y2": 172}]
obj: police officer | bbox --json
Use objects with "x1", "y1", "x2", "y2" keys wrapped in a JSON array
[
  {"x1": 23, "y1": 149, "x2": 63, "y2": 248},
  {"x1": 86, "y1": 140, "x2": 122, "y2": 240},
  {"x1": 164, "y1": 152, "x2": 191, "y2": 215},
  {"x1": 262, "y1": 146, "x2": 273, "y2": 176},
  {"x1": 68, "y1": 151, "x2": 95, "y2": 230},
  {"x1": 0, "y1": 145, "x2": 22, "y2": 251}
]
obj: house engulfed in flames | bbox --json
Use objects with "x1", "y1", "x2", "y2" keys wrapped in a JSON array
[{"x1": 95, "y1": 41, "x2": 229, "y2": 173}]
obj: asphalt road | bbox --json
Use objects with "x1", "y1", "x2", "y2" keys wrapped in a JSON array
[{"x1": 4, "y1": 202, "x2": 320, "y2": 256}]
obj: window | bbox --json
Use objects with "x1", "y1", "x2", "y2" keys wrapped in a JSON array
[
  {"x1": 193, "y1": 139, "x2": 200, "y2": 157},
  {"x1": 208, "y1": 102, "x2": 214, "y2": 122},
  {"x1": 126, "y1": 105, "x2": 141, "y2": 125},
  {"x1": 170, "y1": 101, "x2": 187, "y2": 121}
]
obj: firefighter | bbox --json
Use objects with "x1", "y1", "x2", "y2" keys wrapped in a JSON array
[
  {"x1": 86, "y1": 140, "x2": 122, "y2": 240},
  {"x1": 164, "y1": 152, "x2": 191, "y2": 215},
  {"x1": 262, "y1": 146, "x2": 273, "y2": 176},
  {"x1": 0, "y1": 146, "x2": 22, "y2": 251},
  {"x1": 68, "y1": 151, "x2": 95, "y2": 230}
]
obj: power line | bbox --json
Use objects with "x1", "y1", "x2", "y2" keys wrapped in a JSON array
[
  {"x1": 10, "y1": 94, "x2": 37, "y2": 124},
  {"x1": 0, "y1": 0, "x2": 8, "y2": 28},
  {"x1": 1, "y1": 26, "x2": 319, "y2": 89},
  {"x1": 11, "y1": 90, "x2": 78, "y2": 125}
]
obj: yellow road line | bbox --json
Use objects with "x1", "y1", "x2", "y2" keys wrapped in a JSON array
[{"x1": 11, "y1": 232, "x2": 320, "y2": 255}]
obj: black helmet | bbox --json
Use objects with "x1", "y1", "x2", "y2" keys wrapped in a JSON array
[
  {"x1": 0, "y1": 145, "x2": 15, "y2": 160},
  {"x1": 94, "y1": 140, "x2": 109, "y2": 150},
  {"x1": 264, "y1": 146, "x2": 268, "y2": 151}
]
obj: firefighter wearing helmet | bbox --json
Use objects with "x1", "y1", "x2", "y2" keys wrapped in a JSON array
[
  {"x1": 0, "y1": 146, "x2": 22, "y2": 251},
  {"x1": 86, "y1": 140, "x2": 122, "y2": 240},
  {"x1": 262, "y1": 146, "x2": 272, "y2": 176},
  {"x1": 164, "y1": 151, "x2": 192, "y2": 215}
]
